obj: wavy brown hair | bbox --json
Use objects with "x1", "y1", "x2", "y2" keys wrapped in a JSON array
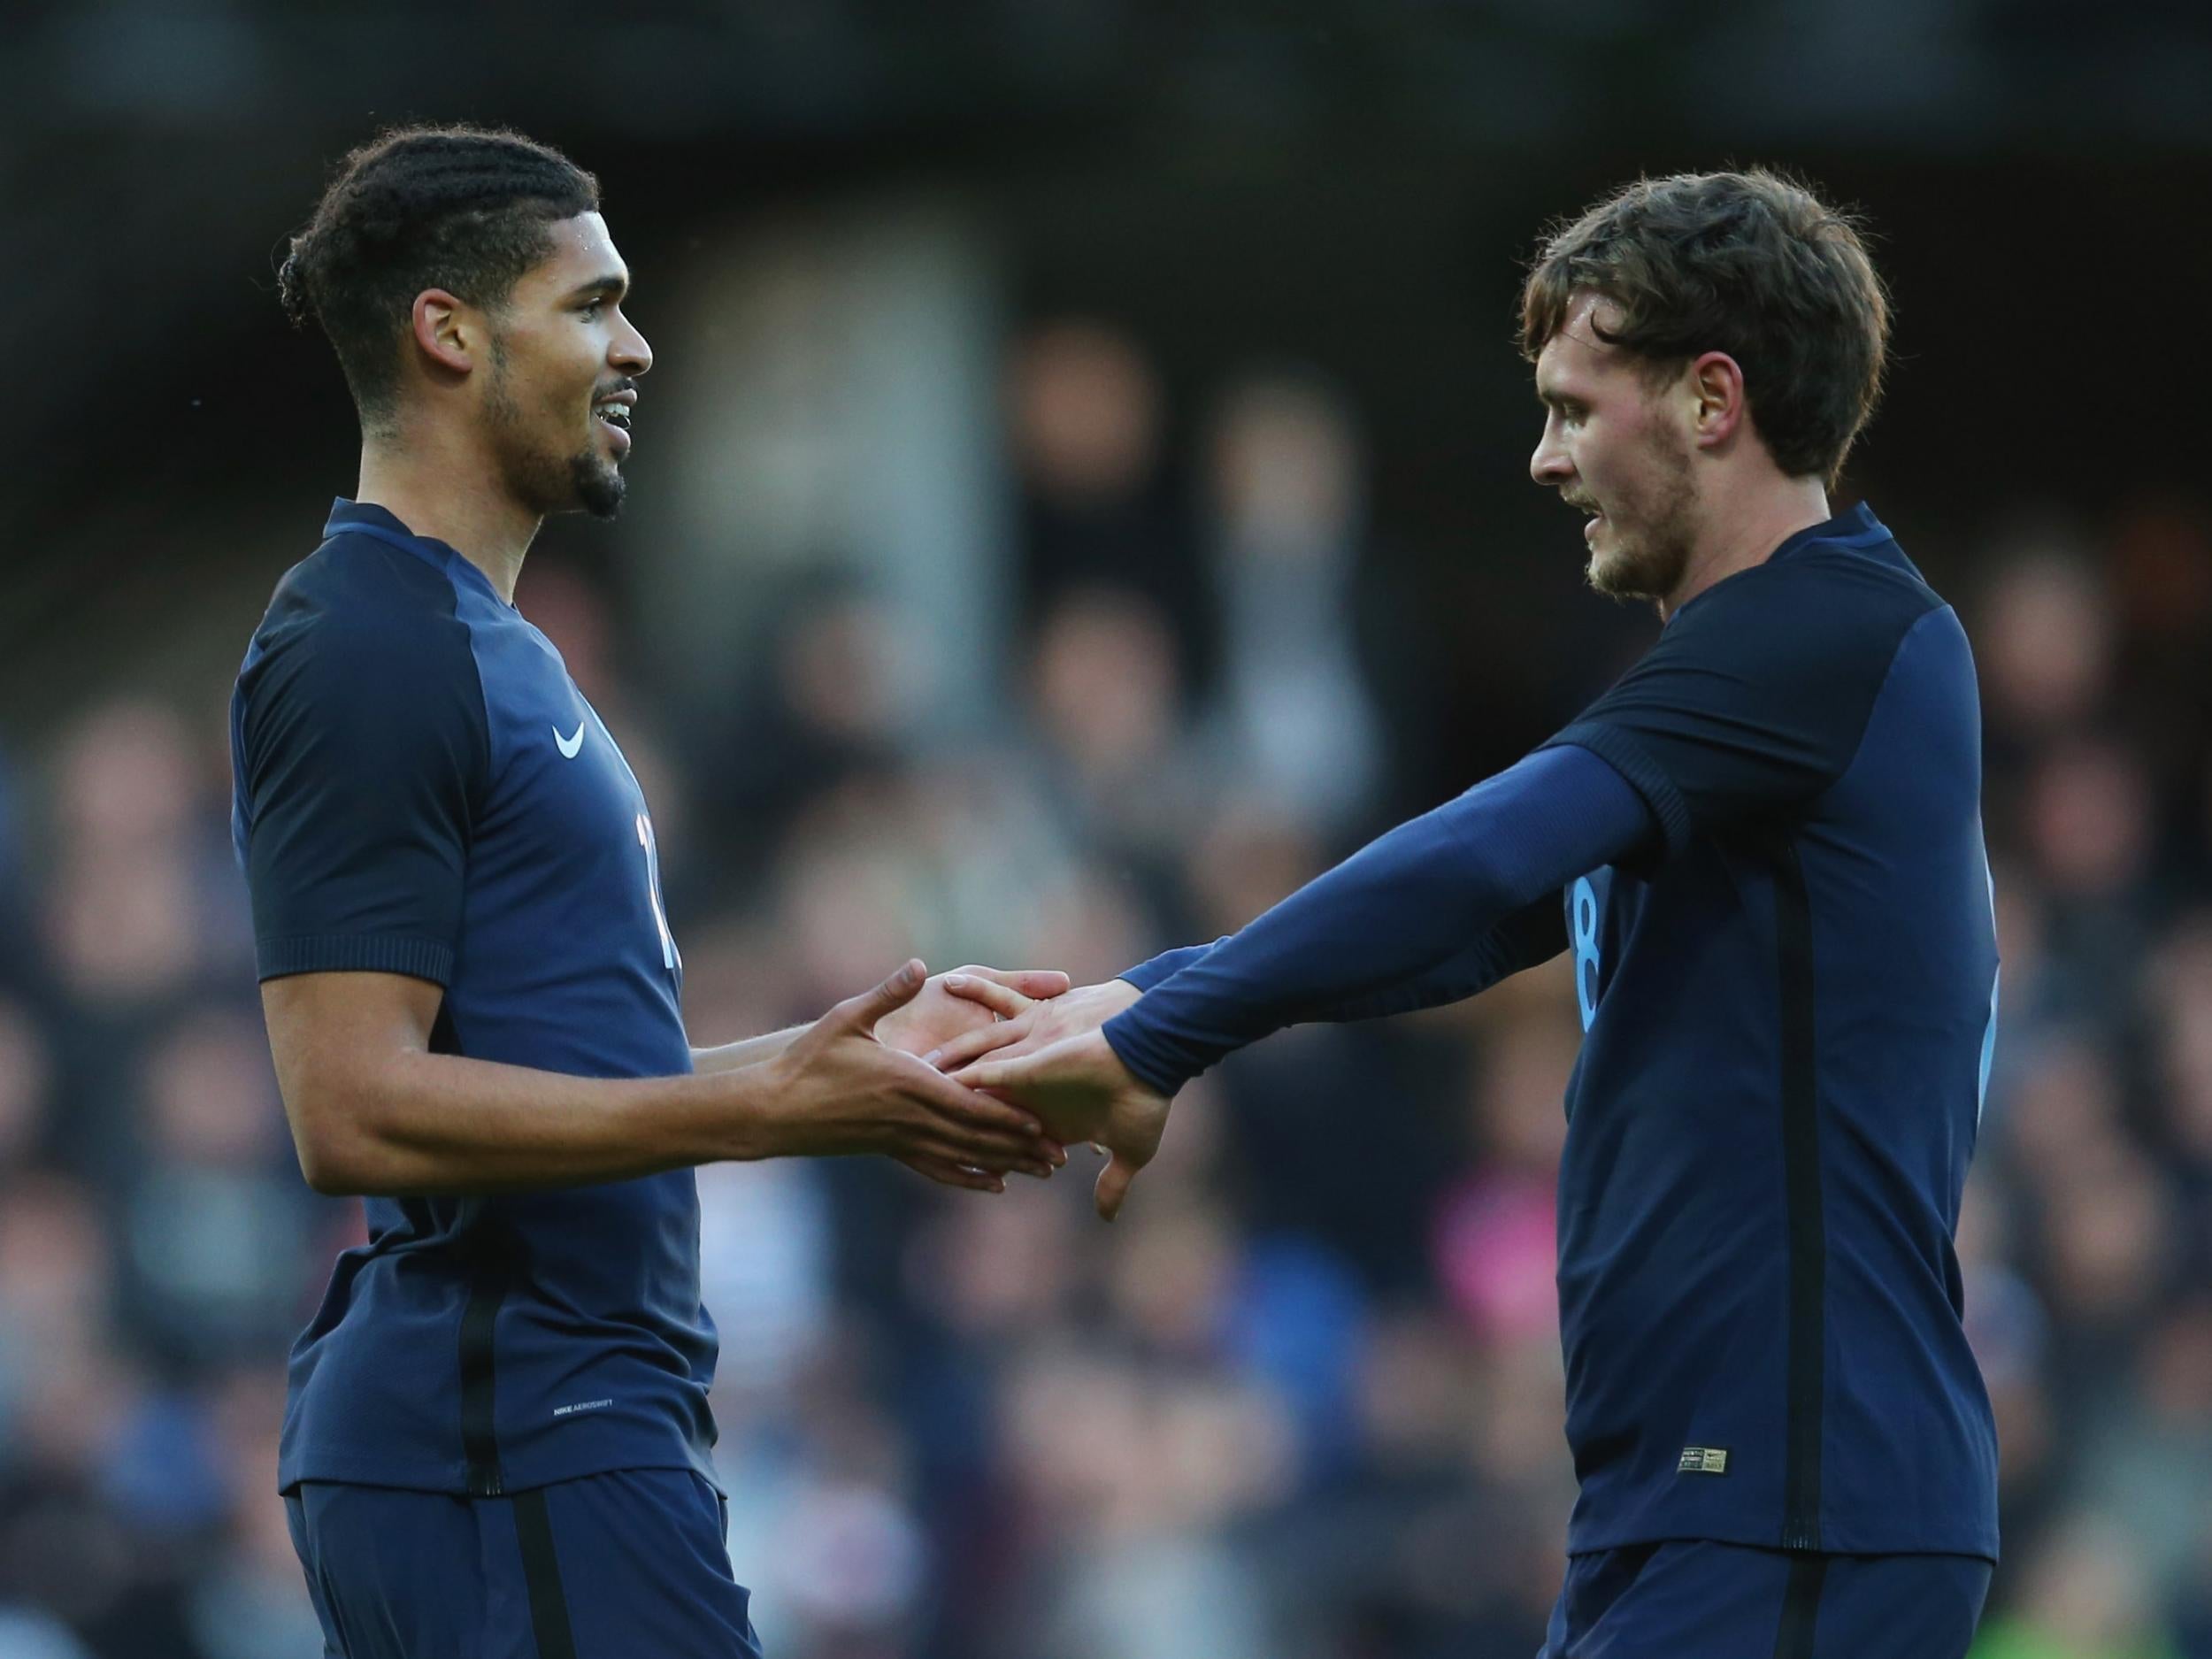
[
  {"x1": 279, "y1": 125, "x2": 600, "y2": 433},
  {"x1": 1520, "y1": 169, "x2": 1889, "y2": 488}
]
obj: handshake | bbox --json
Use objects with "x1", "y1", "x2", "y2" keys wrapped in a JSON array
[{"x1": 766, "y1": 960, "x2": 1171, "y2": 1221}]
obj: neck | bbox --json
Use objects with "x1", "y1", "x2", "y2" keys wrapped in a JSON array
[
  {"x1": 357, "y1": 428, "x2": 540, "y2": 604},
  {"x1": 1658, "y1": 473, "x2": 1833, "y2": 623}
]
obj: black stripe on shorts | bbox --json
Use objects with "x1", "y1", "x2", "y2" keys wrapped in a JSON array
[
  {"x1": 1771, "y1": 1552, "x2": 1830, "y2": 1659},
  {"x1": 512, "y1": 1487, "x2": 580, "y2": 1659}
]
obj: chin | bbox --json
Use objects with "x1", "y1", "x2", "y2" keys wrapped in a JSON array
[
  {"x1": 569, "y1": 453, "x2": 627, "y2": 520},
  {"x1": 1586, "y1": 546, "x2": 1642, "y2": 602},
  {"x1": 1586, "y1": 538, "x2": 1677, "y2": 604}
]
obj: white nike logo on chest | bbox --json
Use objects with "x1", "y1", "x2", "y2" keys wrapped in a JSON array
[{"x1": 554, "y1": 720, "x2": 586, "y2": 758}]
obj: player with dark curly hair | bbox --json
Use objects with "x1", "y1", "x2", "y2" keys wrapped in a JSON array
[
  {"x1": 235, "y1": 124, "x2": 1071, "y2": 1657},
  {"x1": 940, "y1": 169, "x2": 2001, "y2": 1658}
]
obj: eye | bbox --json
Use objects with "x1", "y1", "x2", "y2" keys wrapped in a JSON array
[{"x1": 580, "y1": 297, "x2": 605, "y2": 319}]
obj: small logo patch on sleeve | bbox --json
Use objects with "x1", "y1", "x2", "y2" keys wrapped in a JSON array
[{"x1": 1678, "y1": 1445, "x2": 1730, "y2": 1475}]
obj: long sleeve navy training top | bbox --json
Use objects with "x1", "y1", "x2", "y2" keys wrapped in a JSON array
[{"x1": 1094, "y1": 504, "x2": 2002, "y2": 1565}]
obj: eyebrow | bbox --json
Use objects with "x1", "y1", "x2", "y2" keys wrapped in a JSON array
[{"x1": 565, "y1": 273, "x2": 630, "y2": 303}]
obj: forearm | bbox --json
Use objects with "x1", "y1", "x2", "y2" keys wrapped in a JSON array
[
  {"x1": 690, "y1": 1024, "x2": 808, "y2": 1076},
  {"x1": 1118, "y1": 905, "x2": 1563, "y2": 1023},
  {"x1": 1305, "y1": 897, "x2": 1567, "y2": 1022},
  {"x1": 302, "y1": 1049, "x2": 780, "y2": 1197},
  {"x1": 1102, "y1": 744, "x2": 1650, "y2": 1093}
]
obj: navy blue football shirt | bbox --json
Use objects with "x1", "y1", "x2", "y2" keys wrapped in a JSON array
[
  {"x1": 1107, "y1": 503, "x2": 2001, "y2": 1561},
  {"x1": 231, "y1": 500, "x2": 715, "y2": 1499}
]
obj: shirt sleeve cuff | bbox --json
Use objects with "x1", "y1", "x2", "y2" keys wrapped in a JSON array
[
  {"x1": 1101, "y1": 1007, "x2": 1197, "y2": 1098},
  {"x1": 256, "y1": 933, "x2": 456, "y2": 986},
  {"x1": 1540, "y1": 725, "x2": 1692, "y2": 858}
]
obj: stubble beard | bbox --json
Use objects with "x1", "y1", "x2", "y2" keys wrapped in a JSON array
[
  {"x1": 1586, "y1": 441, "x2": 1697, "y2": 605},
  {"x1": 485, "y1": 341, "x2": 628, "y2": 522}
]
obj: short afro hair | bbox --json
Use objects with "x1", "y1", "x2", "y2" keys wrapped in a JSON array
[
  {"x1": 278, "y1": 124, "x2": 600, "y2": 430},
  {"x1": 1521, "y1": 169, "x2": 1890, "y2": 488}
]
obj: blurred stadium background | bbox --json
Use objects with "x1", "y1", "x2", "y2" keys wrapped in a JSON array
[{"x1": 3, "y1": 4, "x2": 2211, "y2": 1655}]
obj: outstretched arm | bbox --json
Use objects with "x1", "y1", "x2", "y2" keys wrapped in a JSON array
[
  {"x1": 1115, "y1": 897, "x2": 1563, "y2": 1025},
  {"x1": 956, "y1": 744, "x2": 1650, "y2": 1217},
  {"x1": 1099, "y1": 742, "x2": 1651, "y2": 1096}
]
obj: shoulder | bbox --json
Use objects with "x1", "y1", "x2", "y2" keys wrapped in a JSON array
[
  {"x1": 238, "y1": 535, "x2": 488, "y2": 757},
  {"x1": 249, "y1": 535, "x2": 480, "y2": 687},
  {"x1": 259, "y1": 533, "x2": 469, "y2": 648},
  {"x1": 1647, "y1": 541, "x2": 1942, "y2": 695}
]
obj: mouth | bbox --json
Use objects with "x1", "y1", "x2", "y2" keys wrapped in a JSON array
[{"x1": 592, "y1": 390, "x2": 635, "y2": 453}]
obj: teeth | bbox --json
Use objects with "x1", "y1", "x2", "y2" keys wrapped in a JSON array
[{"x1": 595, "y1": 404, "x2": 631, "y2": 430}]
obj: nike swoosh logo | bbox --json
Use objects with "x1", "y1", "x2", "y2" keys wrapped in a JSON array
[{"x1": 554, "y1": 720, "x2": 586, "y2": 759}]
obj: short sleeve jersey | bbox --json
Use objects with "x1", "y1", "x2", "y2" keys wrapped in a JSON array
[
  {"x1": 230, "y1": 500, "x2": 714, "y2": 1498},
  {"x1": 1537, "y1": 503, "x2": 2000, "y2": 1560}
]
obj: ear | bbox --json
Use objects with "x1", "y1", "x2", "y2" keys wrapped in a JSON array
[
  {"x1": 408, "y1": 288, "x2": 478, "y2": 378},
  {"x1": 1685, "y1": 350, "x2": 1748, "y2": 451}
]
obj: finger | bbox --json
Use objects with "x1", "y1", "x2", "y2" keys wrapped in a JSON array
[
  {"x1": 1095, "y1": 1151, "x2": 1141, "y2": 1221},
  {"x1": 940, "y1": 1118, "x2": 1067, "y2": 1166},
  {"x1": 832, "y1": 959, "x2": 928, "y2": 1033},
  {"x1": 939, "y1": 974, "x2": 1032, "y2": 1019},
  {"x1": 953, "y1": 1051, "x2": 1040, "y2": 1095},
  {"x1": 974, "y1": 967, "x2": 1072, "y2": 1000},
  {"x1": 925, "y1": 1014, "x2": 1034, "y2": 1071},
  {"x1": 898, "y1": 1155, "x2": 1004, "y2": 1194},
  {"x1": 899, "y1": 1060, "x2": 1051, "y2": 1137},
  {"x1": 917, "y1": 1131, "x2": 1062, "y2": 1178}
]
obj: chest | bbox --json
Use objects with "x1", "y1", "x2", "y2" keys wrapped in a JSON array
[
  {"x1": 463, "y1": 617, "x2": 676, "y2": 970},
  {"x1": 1565, "y1": 833, "x2": 1793, "y2": 1036}
]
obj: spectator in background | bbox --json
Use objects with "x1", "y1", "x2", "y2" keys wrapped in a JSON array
[
  {"x1": 111, "y1": 1007, "x2": 317, "y2": 1372},
  {"x1": 1200, "y1": 369, "x2": 1386, "y2": 839},
  {"x1": 1006, "y1": 319, "x2": 1210, "y2": 681},
  {"x1": 1025, "y1": 584, "x2": 1208, "y2": 870},
  {"x1": 42, "y1": 701, "x2": 207, "y2": 1011}
]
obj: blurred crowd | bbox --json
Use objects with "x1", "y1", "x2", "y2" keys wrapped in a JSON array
[{"x1": 0, "y1": 316, "x2": 2208, "y2": 1659}]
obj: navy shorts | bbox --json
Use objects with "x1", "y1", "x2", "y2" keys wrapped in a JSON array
[
  {"x1": 285, "y1": 1469, "x2": 764, "y2": 1659},
  {"x1": 1540, "y1": 1540, "x2": 1992, "y2": 1659}
]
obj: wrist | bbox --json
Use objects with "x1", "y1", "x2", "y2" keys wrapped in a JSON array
[
  {"x1": 705, "y1": 1057, "x2": 798, "y2": 1163},
  {"x1": 1092, "y1": 979, "x2": 1144, "y2": 1017},
  {"x1": 1099, "y1": 1005, "x2": 1178, "y2": 1100}
]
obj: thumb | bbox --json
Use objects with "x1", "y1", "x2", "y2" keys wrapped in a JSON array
[
  {"x1": 835, "y1": 958, "x2": 927, "y2": 1033},
  {"x1": 954, "y1": 1048, "x2": 1035, "y2": 1094},
  {"x1": 1094, "y1": 1150, "x2": 1141, "y2": 1222}
]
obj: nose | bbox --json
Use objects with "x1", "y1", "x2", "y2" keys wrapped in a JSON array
[
  {"x1": 613, "y1": 315, "x2": 652, "y2": 379},
  {"x1": 1530, "y1": 411, "x2": 1571, "y2": 488}
]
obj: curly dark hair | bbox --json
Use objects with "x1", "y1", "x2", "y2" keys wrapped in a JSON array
[
  {"x1": 278, "y1": 124, "x2": 600, "y2": 431},
  {"x1": 1520, "y1": 169, "x2": 1890, "y2": 488}
]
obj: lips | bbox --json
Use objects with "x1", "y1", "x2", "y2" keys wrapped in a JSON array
[{"x1": 592, "y1": 388, "x2": 637, "y2": 454}]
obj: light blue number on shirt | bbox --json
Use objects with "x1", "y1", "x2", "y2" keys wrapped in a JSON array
[
  {"x1": 1572, "y1": 875, "x2": 1601, "y2": 1032},
  {"x1": 635, "y1": 810, "x2": 679, "y2": 973}
]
